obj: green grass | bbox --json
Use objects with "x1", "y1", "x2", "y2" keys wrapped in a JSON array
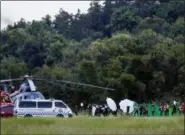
[{"x1": 1, "y1": 115, "x2": 184, "y2": 134}]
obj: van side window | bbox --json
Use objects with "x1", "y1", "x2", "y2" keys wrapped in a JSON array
[
  {"x1": 55, "y1": 102, "x2": 67, "y2": 108},
  {"x1": 19, "y1": 101, "x2": 36, "y2": 108},
  {"x1": 38, "y1": 102, "x2": 52, "y2": 108}
]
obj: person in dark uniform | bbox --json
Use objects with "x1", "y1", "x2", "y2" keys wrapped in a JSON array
[
  {"x1": 164, "y1": 103, "x2": 169, "y2": 116},
  {"x1": 103, "y1": 104, "x2": 109, "y2": 116},
  {"x1": 143, "y1": 105, "x2": 148, "y2": 116},
  {"x1": 163, "y1": 103, "x2": 167, "y2": 116},
  {"x1": 159, "y1": 103, "x2": 164, "y2": 116},
  {"x1": 139, "y1": 105, "x2": 143, "y2": 116},
  {"x1": 152, "y1": 105, "x2": 155, "y2": 116},
  {"x1": 74, "y1": 105, "x2": 79, "y2": 116},
  {"x1": 95, "y1": 105, "x2": 101, "y2": 117},
  {"x1": 134, "y1": 104, "x2": 139, "y2": 116},
  {"x1": 140, "y1": 104, "x2": 147, "y2": 116},
  {"x1": 87, "y1": 104, "x2": 92, "y2": 116},
  {"x1": 172, "y1": 102, "x2": 176, "y2": 115}
]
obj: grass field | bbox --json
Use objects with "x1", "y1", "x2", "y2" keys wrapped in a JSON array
[{"x1": 1, "y1": 115, "x2": 184, "y2": 134}]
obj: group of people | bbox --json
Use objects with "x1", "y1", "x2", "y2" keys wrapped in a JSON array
[
  {"x1": 0, "y1": 91, "x2": 11, "y2": 103},
  {"x1": 0, "y1": 75, "x2": 35, "y2": 95},
  {"x1": 73, "y1": 102, "x2": 117, "y2": 117},
  {"x1": 0, "y1": 84, "x2": 17, "y2": 94},
  {"x1": 73, "y1": 100, "x2": 185, "y2": 117},
  {"x1": 0, "y1": 77, "x2": 35, "y2": 100},
  {"x1": 88, "y1": 104, "x2": 117, "y2": 117},
  {"x1": 133, "y1": 101, "x2": 185, "y2": 116},
  {"x1": 159, "y1": 102, "x2": 185, "y2": 115}
]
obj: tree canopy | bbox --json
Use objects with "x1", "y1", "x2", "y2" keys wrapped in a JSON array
[{"x1": 0, "y1": 0, "x2": 184, "y2": 106}]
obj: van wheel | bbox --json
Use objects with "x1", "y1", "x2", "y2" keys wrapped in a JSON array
[
  {"x1": 24, "y1": 114, "x2": 33, "y2": 118},
  {"x1": 68, "y1": 114, "x2": 73, "y2": 118},
  {"x1": 57, "y1": 114, "x2": 64, "y2": 118}
]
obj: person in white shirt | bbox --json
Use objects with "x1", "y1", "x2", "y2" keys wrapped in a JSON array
[{"x1": 19, "y1": 78, "x2": 29, "y2": 93}]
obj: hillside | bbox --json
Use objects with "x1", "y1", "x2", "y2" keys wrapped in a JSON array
[{"x1": 0, "y1": 0, "x2": 184, "y2": 106}]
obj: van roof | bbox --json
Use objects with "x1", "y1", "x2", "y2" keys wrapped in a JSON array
[{"x1": 19, "y1": 99, "x2": 65, "y2": 102}]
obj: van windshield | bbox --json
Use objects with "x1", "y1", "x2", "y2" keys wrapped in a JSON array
[
  {"x1": 19, "y1": 101, "x2": 36, "y2": 108},
  {"x1": 55, "y1": 102, "x2": 67, "y2": 108}
]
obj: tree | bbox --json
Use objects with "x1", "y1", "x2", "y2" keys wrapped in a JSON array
[
  {"x1": 0, "y1": 0, "x2": 184, "y2": 106},
  {"x1": 53, "y1": 8, "x2": 73, "y2": 39},
  {"x1": 111, "y1": 8, "x2": 140, "y2": 32}
]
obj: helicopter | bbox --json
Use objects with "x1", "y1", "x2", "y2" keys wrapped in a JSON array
[{"x1": 0, "y1": 75, "x2": 115, "y2": 104}]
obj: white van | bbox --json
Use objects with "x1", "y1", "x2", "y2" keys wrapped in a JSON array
[{"x1": 14, "y1": 99, "x2": 73, "y2": 118}]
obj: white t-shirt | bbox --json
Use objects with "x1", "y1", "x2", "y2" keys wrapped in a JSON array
[
  {"x1": 174, "y1": 101, "x2": 176, "y2": 105},
  {"x1": 80, "y1": 102, "x2": 84, "y2": 107}
]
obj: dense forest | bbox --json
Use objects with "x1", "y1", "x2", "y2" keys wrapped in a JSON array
[{"x1": 0, "y1": 0, "x2": 184, "y2": 107}]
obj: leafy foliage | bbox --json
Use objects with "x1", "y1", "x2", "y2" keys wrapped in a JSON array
[{"x1": 0, "y1": 0, "x2": 184, "y2": 105}]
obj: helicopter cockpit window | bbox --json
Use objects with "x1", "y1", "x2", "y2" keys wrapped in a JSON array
[
  {"x1": 34, "y1": 92, "x2": 45, "y2": 99},
  {"x1": 22, "y1": 92, "x2": 44, "y2": 100},
  {"x1": 55, "y1": 102, "x2": 67, "y2": 108},
  {"x1": 24, "y1": 95, "x2": 29, "y2": 99},
  {"x1": 24, "y1": 95, "x2": 34, "y2": 100}
]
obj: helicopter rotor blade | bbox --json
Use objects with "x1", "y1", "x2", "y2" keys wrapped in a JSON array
[
  {"x1": 56, "y1": 80, "x2": 115, "y2": 91},
  {"x1": 33, "y1": 78, "x2": 64, "y2": 87},
  {"x1": 33, "y1": 78, "x2": 115, "y2": 91},
  {"x1": 0, "y1": 78, "x2": 23, "y2": 83},
  {"x1": 33, "y1": 78, "x2": 78, "y2": 91}
]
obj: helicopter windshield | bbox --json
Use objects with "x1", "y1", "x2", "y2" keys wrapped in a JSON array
[
  {"x1": 24, "y1": 92, "x2": 45, "y2": 100},
  {"x1": 12, "y1": 92, "x2": 45, "y2": 102}
]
